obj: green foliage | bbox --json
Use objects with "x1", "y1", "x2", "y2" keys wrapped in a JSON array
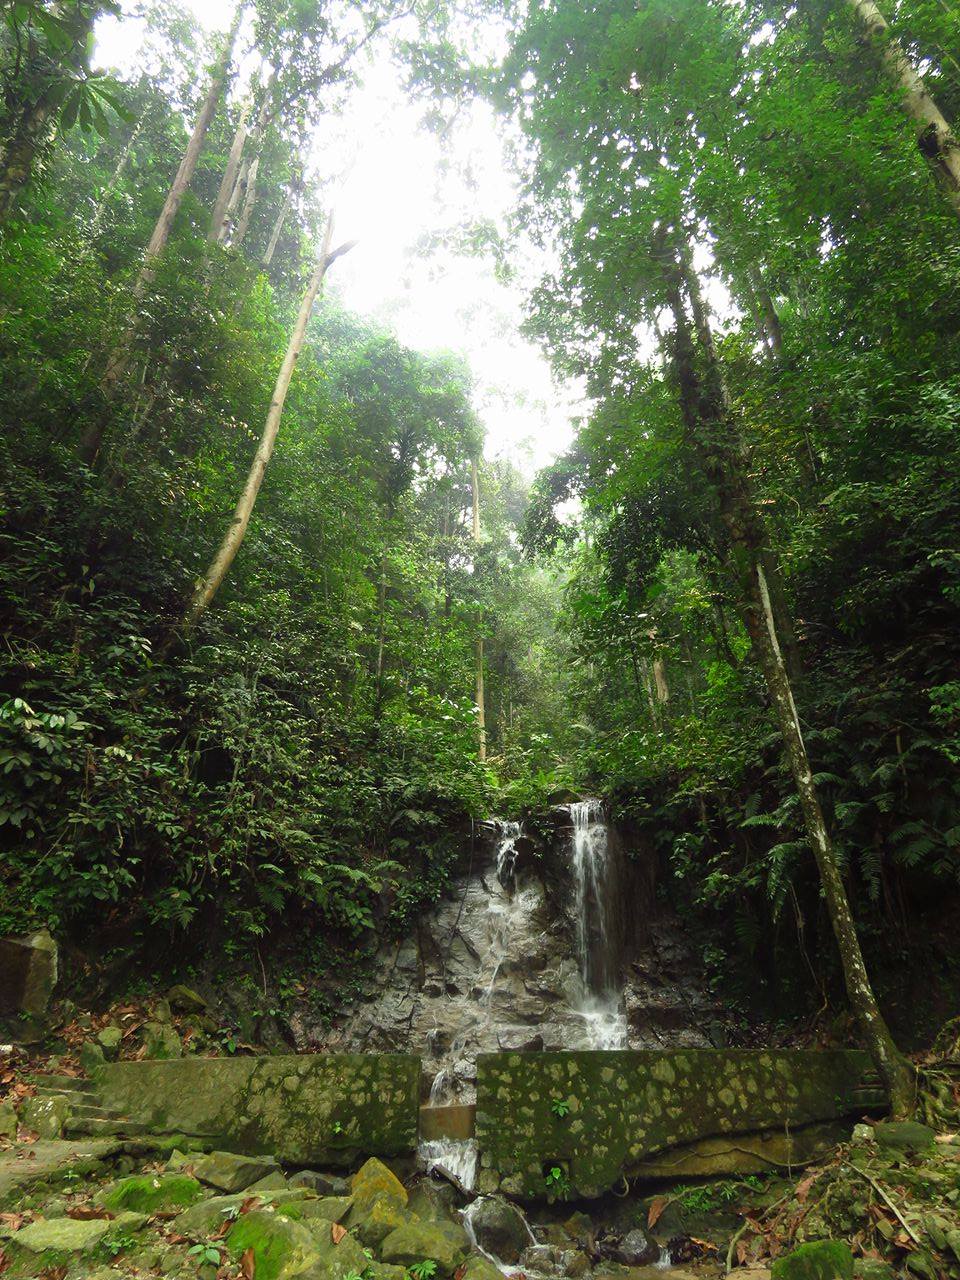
[{"x1": 407, "y1": 1261, "x2": 438, "y2": 1280}]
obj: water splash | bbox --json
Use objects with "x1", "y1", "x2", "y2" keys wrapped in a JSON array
[{"x1": 419, "y1": 1136, "x2": 479, "y2": 1190}]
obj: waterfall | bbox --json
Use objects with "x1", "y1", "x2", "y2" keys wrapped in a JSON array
[{"x1": 568, "y1": 799, "x2": 627, "y2": 1049}]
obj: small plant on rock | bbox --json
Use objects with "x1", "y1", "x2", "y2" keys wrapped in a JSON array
[
  {"x1": 408, "y1": 1260, "x2": 438, "y2": 1280},
  {"x1": 544, "y1": 1166, "x2": 570, "y2": 1196},
  {"x1": 550, "y1": 1098, "x2": 571, "y2": 1119},
  {"x1": 187, "y1": 1242, "x2": 223, "y2": 1266}
]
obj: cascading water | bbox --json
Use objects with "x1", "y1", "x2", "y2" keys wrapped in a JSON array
[
  {"x1": 418, "y1": 820, "x2": 537, "y2": 1188},
  {"x1": 567, "y1": 800, "x2": 627, "y2": 1049}
]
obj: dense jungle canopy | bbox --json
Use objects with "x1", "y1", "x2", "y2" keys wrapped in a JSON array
[{"x1": 1, "y1": 0, "x2": 959, "y2": 1073}]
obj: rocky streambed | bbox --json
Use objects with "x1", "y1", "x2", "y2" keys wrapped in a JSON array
[{"x1": 1, "y1": 1120, "x2": 958, "y2": 1280}]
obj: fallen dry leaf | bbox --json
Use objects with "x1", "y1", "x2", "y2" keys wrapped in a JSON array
[
  {"x1": 795, "y1": 1173, "x2": 817, "y2": 1204},
  {"x1": 241, "y1": 1246, "x2": 256, "y2": 1279},
  {"x1": 0, "y1": 1214, "x2": 24, "y2": 1232},
  {"x1": 331, "y1": 1223, "x2": 347, "y2": 1245},
  {"x1": 239, "y1": 1196, "x2": 261, "y2": 1215},
  {"x1": 66, "y1": 1206, "x2": 112, "y2": 1221},
  {"x1": 647, "y1": 1196, "x2": 669, "y2": 1229}
]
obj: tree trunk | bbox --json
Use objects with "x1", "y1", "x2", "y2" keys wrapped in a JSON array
[
  {"x1": 846, "y1": 0, "x2": 960, "y2": 216},
  {"x1": 178, "y1": 215, "x2": 343, "y2": 633},
  {"x1": 90, "y1": 108, "x2": 147, "y2": 239},
  {"x1": 0, "y1": 93, "x2": 56, "y2": 222},
  {"x1": 232, "y1": 152, "x2": 260, "y2": 248},
  {"x1": 748, "y1": 265, "x2": 784, "y2": 357},
  {"x1": 220, "y1": 82, "x2": 273, "y2": 247},
  {"x1": 664, "y1": 245, "x2": 915, "y2": 1117},
  {"x1": 262, "y1": 189, "x2": 292, "y2": 266},
  {"x1": 472, "y1": 457, "x2": 486, "y2": 760},
  {"x1": 96, "y1": 3, "x2": 243, "y2": 407},
  {"x1": 653, "y1": 656, "x2": 670, "y2": 704},
  {"x1": 208, "y1": 98, "x2": 251, "y2": 243}
]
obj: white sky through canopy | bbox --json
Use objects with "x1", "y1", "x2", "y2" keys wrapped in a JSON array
[{"x1": 94, "y1": 0, "x2": 581, "y2": 474}]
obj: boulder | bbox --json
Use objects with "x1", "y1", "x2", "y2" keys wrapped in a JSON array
[
  {"x1": 176, "y1": 1189, "x2": 313, "y2": 1234},
  {"x1": 351, "y1": 1156, "x2": 408, "y2": 1214},
  {"x1": 407, "y1": 1179, "x2": 459, "y2": 1223},
  {"x1": 600, "y1": 1228, "x2": 658, "y2": 1266},
  {"x1": 380, "y1": 1218, "x2": 471, "y2": 1277},
  {"x1": 873, "y1": 1122, "x2": 935, "y2": 1154},
  {"x1": 348, "y1": 1189, "x2": 415, "y2": 1246},
  {"x1": 79, "y1": 1040, "x2": 105, "y2": 1074},
  {"x1": 289, "y1": 1169, "x2": 350, "y2": 1195},
  {"x1": 0, "y1": 929, "x2": 57, "y2": 1016},
  {"x1": 96, "y1": 1025, "x2": 123, "y2": 1058},
  {"x1": 0, "y1": 1100, "x2": 17, "y2": 1140},
  {"x1": 248, "y1": 1170, "x2": 290, "y2": 1193},
  {"x1": 19, "y1": 1092, "x2": 70, "y2": 1139},
  {"x1": 298, "y1": 1195, "x2": 353, "y2": 1224},
  {"x1": 168, "y1": 984, "x2": 208, "y2": 1013},
  {"x1": 771, "y1": 1241, "x2": 854, "y2": 1280},
  {"x1": 14, "y1": 1211, "x2": 146, "y2": 1254},
  {"x1": 96, "y1": 1173, "x2": 203, "y2": 1213},
  {"x1": 193, "y1": 1149, "x2": 279, "y2": 1192},
  {"x1": 298, "y1": 1219, "x2": 370, "y2": 1279},
  {"x1": 465, "y1": 1196, "x2": 531, "y2": 1264},
  {"x1": 226, "y1": 1210, "x2": 321, "y2": 1280},
  {"x1": 461, "y1": 1258, "x2": 507, "y2": 1280},
  {"x1": 366, "y1": 1265, "x2": 410, "y2": 1280},
  {"x1": 142, "y1": 1021, "x2": 181, "y2": 1060}
]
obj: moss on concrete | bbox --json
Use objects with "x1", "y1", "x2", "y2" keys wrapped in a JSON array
[
  {"x1": 96, "y1": 1054, "x2": 420, "y2": 1166},
  {"x1": 475, "y1": 1049, "x2": 883, "y2": 1199}
]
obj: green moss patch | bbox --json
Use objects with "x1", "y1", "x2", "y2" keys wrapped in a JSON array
[{"x1": 96, "y1": 1172, "x2": 203, "y2": 1213}]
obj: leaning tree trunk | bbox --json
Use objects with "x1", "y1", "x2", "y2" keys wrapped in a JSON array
[
  {"x1": 95, "y1": 2, "x2": 244, "y2": 411},
  {"x1": 261, "y1": 189, "x2": 292, "y2": 266},
  {"x1": 664, "y1": 247, "x2": 916, "y2": 1117},
  {"x1": 472, "y1": 457, "x2": 487, "y2": 760},
  {"x1": 178, "y1": 217, "x2": 351, "y2": 633},
  {"x1": 208, "y1": 98, "x2": 251, "y2": 243},
  {"x1": 846, "y1": 0, "x2": 960, "y2": 216}
]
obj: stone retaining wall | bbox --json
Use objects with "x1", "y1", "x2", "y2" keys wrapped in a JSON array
[
  {"x1": 474, "y1": 1049, "x2": 885, "y2": 1198},
  {"x1": 96, "y1": 1054, "x2": 420, "y2": 1166},
  {"x1": 94, "y1": 1049, "x2": 886, "y2": 1193}
]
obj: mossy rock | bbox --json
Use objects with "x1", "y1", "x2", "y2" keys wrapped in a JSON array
[
  {"x1": 347, "y1": 1190, "x2": 416, "y2": 1246},
  {"x1": 460, "y1": 1256, "x2": 508, "y2": 1280},
  {"x1": 351, "y1": 1157, "x2": 408, "y2": 1215},
  {"x1": 366, "y1": 1264, "x2": 409, "y2": 1280},
  {"x1": 380, "y1": 1218, "x2": 470, "y2": 1277},
  {"x1": 853, "y1": 1262, "x2": 897, "y2": 1280},
  {"x1": 298, "y1": 1219, "x2": 369, "y2": 1279},
  {"x1": 176, "y1": 1188, "x2": 313, "y2": 1234},
  {"x1": 96, "y1": 1173, "x2": 203, "y2": 1213},
  {"x1": 771, "y1": 1241, "x2": 854, "y2": 1280},
  {"x1": 297, "y1": 1196, "x2": 354, "y2": 1224},
  {"x1": 193, "y1": 1150, "x2": 279, "y2": 1192},
  {"x1": 226, "y1": 1210, "x2": 321, "y2": 1280},
  {"x1": 873, "y1": 1122, "x2": 935, "y2": 1154},
  {"x1": 14, "y1": 1211, "x2": 147, "y2": 1255}
]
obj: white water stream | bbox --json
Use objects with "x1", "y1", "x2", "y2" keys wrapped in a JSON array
[{"x1": 568, "y1": 800, "x2": 628, "y2": 1050}]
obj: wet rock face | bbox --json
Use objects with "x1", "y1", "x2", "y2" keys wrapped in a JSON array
[
  {"x1": 465, "y1": 1195, "x2": 532, "y2": 1264},
  {"x1": 303, "y1": 818, "x2": 720, "y2": 1101}
]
